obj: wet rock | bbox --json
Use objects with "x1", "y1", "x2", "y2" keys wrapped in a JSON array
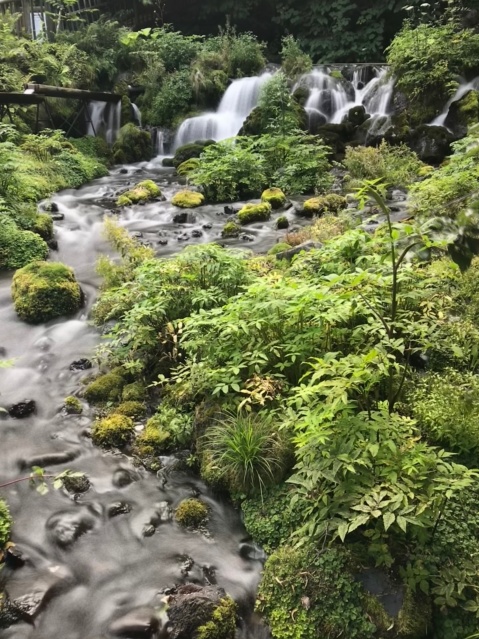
[
  {"x1": 0, "y1": 594, "x2": 24, "y2": 629},
  {"x1": 63, "y1": 473, "x2": 90, "y2": 494},
  {"x1": 276, "y1": 241, "x2": 322, "y2": 261},
  {"x1": 445, "y1": 89, "x2": 479, "y2": 138},
  {"x1": 119, "y1": 168, "x2": 128, "y2": 174},
  {"x1": 240, "y1": 234, "x2": 254, "y2": 242},
  {"x1": 46, "y1": 510, "x2": 95, "y2": 547},
  {"x1": 8, "y1": 400, "x2": 36, "y2": 419},
  {"x1": 50, "y1": 212, "x2": 64, "y2": 221},
  {"x1": 346, "y1": 104, "x2": 369, "y2": 127},
  {"x1": 408, "y1": 125, "x2": 455, "y2": 164},
  {"x1": 158, "y1": 239, "x2": 168, "y2": 246},
  {"x1": 167, "y1": 584, "x2": 230, "y2": 639},
  {"x1": 191, "y1": 229, "x2": 203, "y2": 238},
  {"x1": 6, "y1": 567, "x2": 73, "y2": 623},
  {"x1": 4, "y1": 545, "x2": 25, "y2": 569},
  {"x1": 113, "y1": 469, "x2": 137, "y2": 488},
  {"x1": 70, "y1": 358, "x2": 93, "y2": 371},
  {"x1": 132, "y1": 231, "x2": 143, "y2": 238},
  {"x1": 173, "y1": 212, "x2": 196, "y2": 224},
  {"x1": 202, "y1": 223, "x2": 213, "y2": 230},
  {"x1": 224, "y1": 206, "x2": 239, "y2": 216},
  {"x1": 109, "y1": 607, "x2": 161, "y2": 637},
  {"x1": 19, "y1": 451, "x2": 78, "y2": 471},
  {"x1": 142, "y1": 525, "x2": 155, "y2": 537},
  {"x1": 177, "y1": 233, "x2": 189, "y2": 242},
  {"x1": 47, "y1": 238, "x2": 58, "y2": 251},
  {"x1": 108, "y1": 501, "x2": 132, "y2": 518}
]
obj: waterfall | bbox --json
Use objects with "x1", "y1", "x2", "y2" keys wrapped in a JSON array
[
  {"x1": 86, "y1": 100, "x2": 106, "y2": 137},
  {"x1": 430, "y1": 77, "x2": 479, "y2": 127},
  {"x1": 132, "y1": 103, "x2": 142, "y2": 128},
  {"x1": 173, "y1": 73, "x2": 272, "y2": 149},
  {"x1": 106, "y1": 101, "x2": 121, "y2": 145},
  {"x1": 153, "y1": 127, "x2": 165, "y2": 155},
  {"x1": 87, "y1": 100, "x2": 121, "y2": 145}
]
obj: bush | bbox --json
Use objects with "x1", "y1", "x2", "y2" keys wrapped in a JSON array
[
  {"x1": 172, "y1": 141, "x2": 213, "y2": 168},
  {"x1": 175, "y1": 498, "x2": 208, "y2": 528},
  {"x1": 227, "y1": 32, "x2": 265, "y2": 77},
  {"x1": 116, "y1": 180, "x2": 161, "y2": 206},
  {"x1": 150, "y1": 69, "x2": 195, "y2": 127},
  {"x1": 238, "y1": 202, "x2": 272, "y2": 224},
  {"x1": 261, "y1": 188, "x2": 286, "y2": 209},
  {"x1": 171, "y1": 190, "x2": 205, "y2": 208},
  {"x1": 92, "y1": 414, "x2": 134, "y2": 448},
  {"x1": 64, "y1": 396, "x2": 83, "y2": 414},
  {"x1": 343, "y1": 141, "x2": 424, "y2": 189},
  {"x1": 0, "y1": 499, "x2": 12, "y2": 548},
  {"x1": 112, "y1": 123, "x2": 153, "y2": 164},
  {"x1": 177, "y1": 158, "x2": 201, "y2": 176},
  {"x1": 84, "y1": 372, "x2": 124, "y2": 403},
  {"x1": 0, "y1": 216, "x2": 48, "y2": 270},
  {"x1": 258, "y1": 72, "x2": 307, "y2": 135},
  {"x1": 281, "y1": 35, "x2": 313, "y2": 79},
  {"x1": 310, "y1": 214, "x2": 350, "y2": 242},
  {"x1": 11, "y1": 261, "x2": 83, "y2": 324}
]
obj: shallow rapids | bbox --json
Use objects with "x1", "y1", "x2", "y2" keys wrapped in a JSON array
[{"x1": 0, "y1": 160, "x2": 281, "y2": 638}]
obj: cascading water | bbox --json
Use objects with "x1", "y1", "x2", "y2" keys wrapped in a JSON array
[
  {"x1": 431, "y1": 76, "x2": 479, "y2": 127},
  {"x1": 105, "y1": 101, "x2": 121, "y2": 145},
  {"x1": 153, "y1": 128, "x2": 165, "y2": 155},
  {"x1": 132, "y1": 103, "x2": 142, "y2": 128},
  {"x1": 86, "y1": 100, "x2": 107, "y2": 137},
  {"x1": 173, "y1": 73, "x2": 272, "y2": 149},
  {"x1": 86, "y1": 100, "x2": 121, "y2": 144}
]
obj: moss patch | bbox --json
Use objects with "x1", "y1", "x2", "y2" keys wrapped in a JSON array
[
  {"x1": 197, "y1": 597, "x2": 237, "y2": 639},
  {"x1": 116, "y1": 180, "x2": 161, "y2": 207},
  {"x1": 221, "y1": 222, "x2": 241, "y2": 238},
  {"x1": 11, "y1": 261, "x2": 82, "y2": 324},
  {"x1": 0, "y1": 217, "x2": 49, "y2": 271},
  {"x1": 303, "y1": 194, "x2": 348, "y2": 217},
  {"x1": 84, "y1": 373, "x2": 124, "y2": 403},
  {"x1": 114, "y1": 401, "x2": 146, "y2": 418},
  {"x1": 112, "y1": 123, "x2": 153, "y2": 164},
  {"x1": 171, "y1": 190, "x2": 205, "y2": 208},
  {"x1": 64, "y1": 396, "x2": 83, "y2": 415},
  {"x1": 175, "y1": 498, "x2": 208, "y2": 528},
  {"x1": 238, "y1": 202, "x2": 272, "y2": 224},
  {"x1": 135, "y1": 416, "x2": 171, "y2": 456},
  {"x1": 261, "y1": 188, "x2": 287, "y2": 209},
  {"x1": 92, "y1": 414, "x2": 134, "y2": 448},
  {"x1": 122, "y1": 382, "x2": 146, "y2": 402}
]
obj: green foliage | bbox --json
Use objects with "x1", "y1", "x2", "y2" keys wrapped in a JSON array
[
  {"x1": 224, "y1": 31, "x2": 265, "y2": 77},
  {"x1": 64, "y1": 395, "x2": 83, "y2": 414},
  {"x1": 302, "y1": 194, "x2": 348, "y2": 217},
  {"x1": 84, "y1": 372, "x2": 125, "y2": 403},
  {"x1": 261, "y1": 187, "x2": 286, "y2": 209},
  {"x1": 177, "y1": 158, "x2": 201, "y2": 176},
  {"x1": 197, "y1": 597, "x2": 237, "y2": 639},
  {"x1": 257, "y1": 71, "x2": 306, "y2": 135},
  {"x1": 137, "y1": 404, "x2": 193, "y2": 453},
  {"x1": 135, "y1": 418, "x2": 171, "y2": 456},
  {"x1": 175, "y1": 498, "x2": 208, "y2": 527},
  {"x1": 112, "y1": 123, "x2": 153, "y2": 164},
  {"x1": 0, "y1": 216, "x2": 49, "y2": 271},
  {"x1": 268, "y1": 242, "x2": 292, "y2": 255},
  {"x1": 343, "y1": 141, "x2": 425, "y2": 189},
  {"x1": 387, "y1": 22, "x2": 479, "y2": 123},
  {"x1": 122, "y1": 381, "x2": 146, "y2": 402},
  {"x1": 280, "y1": 35, "x2": 313, "y2": 79},
  {"x1": 92, "y1": 414, "x2": 134, "y2": 448},
  {"x1": 150, "y1": 69, "x2": 195, "y2": 127},
  {"x1": 202, "y1": 412, "x2": 289, "y2": 496},
  {"x1": 238, "y1": 202, "x2": 272, "y2": 224},
  {"x1": 117, "y1": 180, "x2": 161, "y2": 206},
  {"x1": 171, "y1": 190, "x2": 205, "y2": 208},
  {"x1": 256, "y1": 544, "x2": 375, "y2": 639},
  {"x1": 11, "y1": 261, "x2": 82, "y2": 324},
  {"x1": 0, "y1": 499, "x2": 11, "y2": 548}
]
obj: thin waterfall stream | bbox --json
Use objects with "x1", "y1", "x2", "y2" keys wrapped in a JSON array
[{"x1": 0, "y1": 161, "x2": 271, "y2": 639}]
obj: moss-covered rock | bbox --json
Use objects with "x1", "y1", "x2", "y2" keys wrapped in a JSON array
[
  {"x1": 301, "y1": 194, "x2": 348, "y2": 217},
  {"x1": 221, "y1": 221, "x2": 241, "y2": 238},
  {"x1": 112, "y1": 123, "x2": 152, "y2": 164},
  {"x1": 445, "y1": 89, "x2": 479, "y2": 138},
  {"x1": 114, "y1": 401, "x2": 146, "y2": 418},
  {"x1": 92, "y1": 414, "x2": 134, "y2": 448},
  {"x1": 135, "y1": 416, "x2": 171, "y2": 456},
  {"x1": 276, "y1": 216, "x2": 289, "y2": 230},
  {"x1": 177, "y1": 158, "x2": 201, "y2": 176},
  {"x1": 32, "y1": 213, "x2": 54, "y2": 241},
  {"x1": 197, "y1": 597, "x2": 237, "y2": 639},
  {"x1": 64, "y1": 396, "x2": 83, "y2": 415},
  {"x1": 11, "y1": 261, "x2": 82, "y2": 324},
  {"x1": 0, "y1": 500, "x2": 11, "y2": 548},
  {"x1": 238, "y1": 202, "x2": 272, "y2": 224},
  {"x1": 122, "y1": 382, "x2": 146, "y2": 402},
  {"x1": 268, "y1": 242, "x2": 292, "y2": 256},
  {"x1": 364, "y1": 588, "x2": 432, "y2": 639},
  {"x1": 84, "y1": 372, "x2": 124, "y2": 403},
  {"x1": 408, "y1": 125, "x2": 455, "y2": 164},
  {"x1": 0, "y1": 217, "x2": 49, "y2": 271},
  {"x1": 172, "y1": 141, "x2": 214, "y2": 168},
  {"x1": 175, "y1": 498, "x2": 208, "y2": 528},
  {"x1": 261, "y1": 188, "x2": 287, "y2": 209},
  {"x1": 171, "y1": 190, "x2": 205, "y2": 208},
  {"x1": 116, "y1": 180, "x2": 161, "y2": 207}
]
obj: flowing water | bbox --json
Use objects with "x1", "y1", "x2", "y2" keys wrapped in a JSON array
[
  {"x1": 87, "y1": 101, "x2": 122, "y2": 144},
  {"x1": 430, "y1": 76, "x2": 479, "y2": 128},
  {"x1": 0, "y1": 160, "x2": 292, "y2": 638}
]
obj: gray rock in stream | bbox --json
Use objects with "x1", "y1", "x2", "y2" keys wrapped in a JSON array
[
  {"x1": 276, "y1": 241, "x2": 322, "y2": 261},
  {"x1": 166, "y1": 584, "x2": 231, "y2": 639}
]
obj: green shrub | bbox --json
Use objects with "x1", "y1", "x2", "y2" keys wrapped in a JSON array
[
  {"x1": 171, "y1": 190, "x2": 205, "y2": 208},
  {"x1": 268, "y1": 242, "x2": 292, "y2": 256},
  {"x1": 343, "y1": 141, "x2": 424, "y2": 189},
  {"x1": 0, "y1": 499, "x2": 12, "y2": 548},
  {"x1": 84, "y1": 372, "x2": 124, "y2": 403},
  {"x1": 197, "y1": 597, "x2": 237, "y2": 639},
  {"x1": 238, "y1": 202, "x2": 272, "y2": 224},
  {"x1": 175, "y1": 498, "x2": 208, "y2": 527},
  {"x1": 221, "y1": 221, "x2": 241, "y2": 238},
  {"x1": 410, "y1": 369, "x2": 479, "y2": 456},
  {"x1": 112, "y1": 123, "x2": 153, "y2": 164},
  {"x1": 256, "y1": 545, "x2": 375, "y2": 639},
  {"x1": 310, "y1": 214, "x2": 350, "y2": 242},
  {"x1": 227, "y1": 32, "x2": 265, "y2": 77},
  {"x1": 261, "y1": 188, "x2": 286, "y2": 209},
  {"x1": 114, "y1": 401, "x2": 146, "y2": 418},
  {"x1": 172, "y1": 141, "x2": 213, "y2": 168},
  {"x1": 64, "y1": 396, "x2": 83, "y2": 414},
  {"x1": 177, "y1": 158, "x2": 201, "y2": 176},
  {"x1": 258, "y1": 72, "x2": 307, "y2": 135},
  {"x1": 202, "y1": 412, "x2": 288, "y2": 495},
  {"x1": 116, "y1": 180, "x2": 161, "y2": 206},
  {"x1": 150, "y1": 69, "x2": 194, "y2": 127},
  {"x1": 280, "y1": 35, "x2": 313, "y2": 79},
  {"x1": 11, "y1": 261, "x2": 83, "y2": 324},
  {"x1": 0, "y1": 216, "x2": 48, "y2": 270},
  {"x1": 92, "y1": 414, "x2": 135, "y2": 448}
]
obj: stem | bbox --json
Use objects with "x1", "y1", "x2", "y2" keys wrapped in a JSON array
[
  {"x1": 430, "y1": 497, "x2": 447, "y2": 544},
  {"x1": 0, "y1": 474, "x2": 55, "y2": 490}
]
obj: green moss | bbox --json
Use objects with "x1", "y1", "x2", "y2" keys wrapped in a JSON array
[
  {"x1": 0, "y1": 217, "x2": 48, "y2": 271},
  {"x1": 221, "y1": 222, "x2": 241, "y2": 238},
  {"x1": 112, "y1": 123, "x2": 152, "y2": 164},
  {"x1": 171, "y1": 190, "x2": 205, "y2": 208},
  {"x1": 11, "y1": 261, "x2": 82, "y2": 324},
  {"x1": 197, "y1": 597, "x2": 237, "y2": 639},
  {"x1": 177, "y1": 158, "x2": 201, "y2": 176},
  {"x1": 261, "y1": 188, "x2": 287, "y2": 209},
  {"x1": 303, "y1": 194, "x2": 348, "y2": 217},
  {"x1": 116, "y1": 180, "x2": 161, "y2": 207},
  {"x1": 0, "y1": 500, "x2": 12, "y2": 548},
  {"x1": 172, "y1": 141, "x2": 214, "y2": 168},
  {"x1": 32, "y1": 213, "x2": 54, "y2": 241},
  {"x1": 276, "y1": 216, "x2": 289, "y2": 230},
  {"x1": 122, "y1": 382, "x2": 146, "y2": 402},
  {"x1": 64, "y1": 396, "x2": 83, "y2": 415},
  {"x1": 92, "y1": 414, "x2": 134, "y2": 448},
  {"x1": 330, "y1": 69, "x2": 344, "y2": 80},
  {"x1": 397, "y1": 589, "x2": 432, "y2": 638},
  {"x1": 175, "y1": 498, "x2": 208, "y2": 528},
  {"x1": 135, "y1": 417, "x2": 171, "y2": 456},
  {"x1": 268, "y1": 242, "x2": 292, "y2": 256},
  {"x1": 417, "y1": 165, "x2": 435, "y2": 177},
  {"x1": 84, "y1": 373, "x2": 124, "y2": 403},
  {"x1": 238, "y1": 202, "x2": 272, "y2": 224},
  {"x1": 114, "y1": 401, "x2": 146, "y2": 418}
]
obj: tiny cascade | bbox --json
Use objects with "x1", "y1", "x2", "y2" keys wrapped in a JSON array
[
  {"x1": 173, "y1": 73, "x2": 272, "y2": 149},
  {"x1": 430, "y1": 76, "x2": 479, "y2": 127},
  {"x1": 132, "y1": 103, "x2": 142, "y2": 128},
  {"x1": 153, "y1": 127, "x2": 165, "y2": 155},
  {"x1": 106, "y1": 101, "x2": 121, "y2": 145},
  {"x1": 86, "y1": 100, "x2": 107, "y2": 137},
  {"x1": 87, "y1": 99, "x2": 121, "y2": 145}
]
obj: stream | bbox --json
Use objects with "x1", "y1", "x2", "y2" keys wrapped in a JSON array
[{"x1": 0, "y1": 158, "x2": 289, "y2": 638}]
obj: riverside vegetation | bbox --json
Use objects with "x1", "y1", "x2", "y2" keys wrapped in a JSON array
[{"x1": 3, "y1": 5, "x2": 479, "y2": 639}]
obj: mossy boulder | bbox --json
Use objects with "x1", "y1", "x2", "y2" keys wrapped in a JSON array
[
  {"x1": 197, "y1": 597, "x2": 237, "y2": 639},
  {"x1": 122, "y1": 382, "x2": 146, "y2": 402},
  {"x1": 317, "y1": 122, "x2": 355, "y2": 158},
  {"x1": 116, "y1": 180, "x2": 161, "y2": 207},
  {"x1": 135, "y1": 416, "x2": 171, "y2": 456},
  {"x1": 0, "y1": 217, "x2": 49, "y2": 271},
  {"x1": 167, "y1": 586, "x2": 236, "y2": 639},
  {"x1": 268, "y1": 242, "x2": 292, "y2": 256},
  {"x1": 84, "y1": 372, "x2": 124, "y2": 403},
  {"x1": 172, "y1": 141, "x2": 214, "y2": 168},
  {"x1": 171, "y1": 190, "x2": 205, "y2": 208},
  {"x1": 445, "y1": 89, "x2": 479, "y2": 138},
  {"x1": 114, "y1": 401, "x2": 146, "y2": 418},
  {"x1": 221, "y1": 222, "x2": 241, "y2": 238},
  {"x1": 346, "y1": 104, "x2": 370, "y2": 127},
  {"x1": 64, "y1": 396, "x2": 83, "y2": 415},
  {"x1": 32, "y1": 213, "x2": 54, "y2": 241},
  {"x1": 301, "y1": 194, "x2": 348, "y2": 217},
  {"x1": 175, "y1": 498, "x2": 208, "y2": 528},
  {"x1": 92, "y1": 414, "x2": 134, "y2": 448},
  {"x1": 0, "y1": 500, "x2": 12, "y2": 548},
  {"x1": 112, "y1": 123, "x2": 152, "y2": 164},
  {"x1": 261, "y1": 188, "x2": 287, "y2": 209},
  {"x1": 408, "y1": 125, "x2": 455, "y2": 164},
  {"x1": 11, "y1": 261, "x2": 83, "y2": 324},
  {"x1": 238, "y1": 202, "x2": 272, "y2": 224},
  {"x1": 276, "y1": 216, "x2": 289, "y2": 229},
  {"x1": 365, "y1": 588, "x2": 432, "y2": 639},
  {"x1": 177, "y1": 158, "x2": 201, "y2": 176}
]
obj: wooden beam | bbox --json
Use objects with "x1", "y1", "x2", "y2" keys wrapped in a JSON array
[{"x1": 25, "y1": 83, "x2": 122, "y2": 102}]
